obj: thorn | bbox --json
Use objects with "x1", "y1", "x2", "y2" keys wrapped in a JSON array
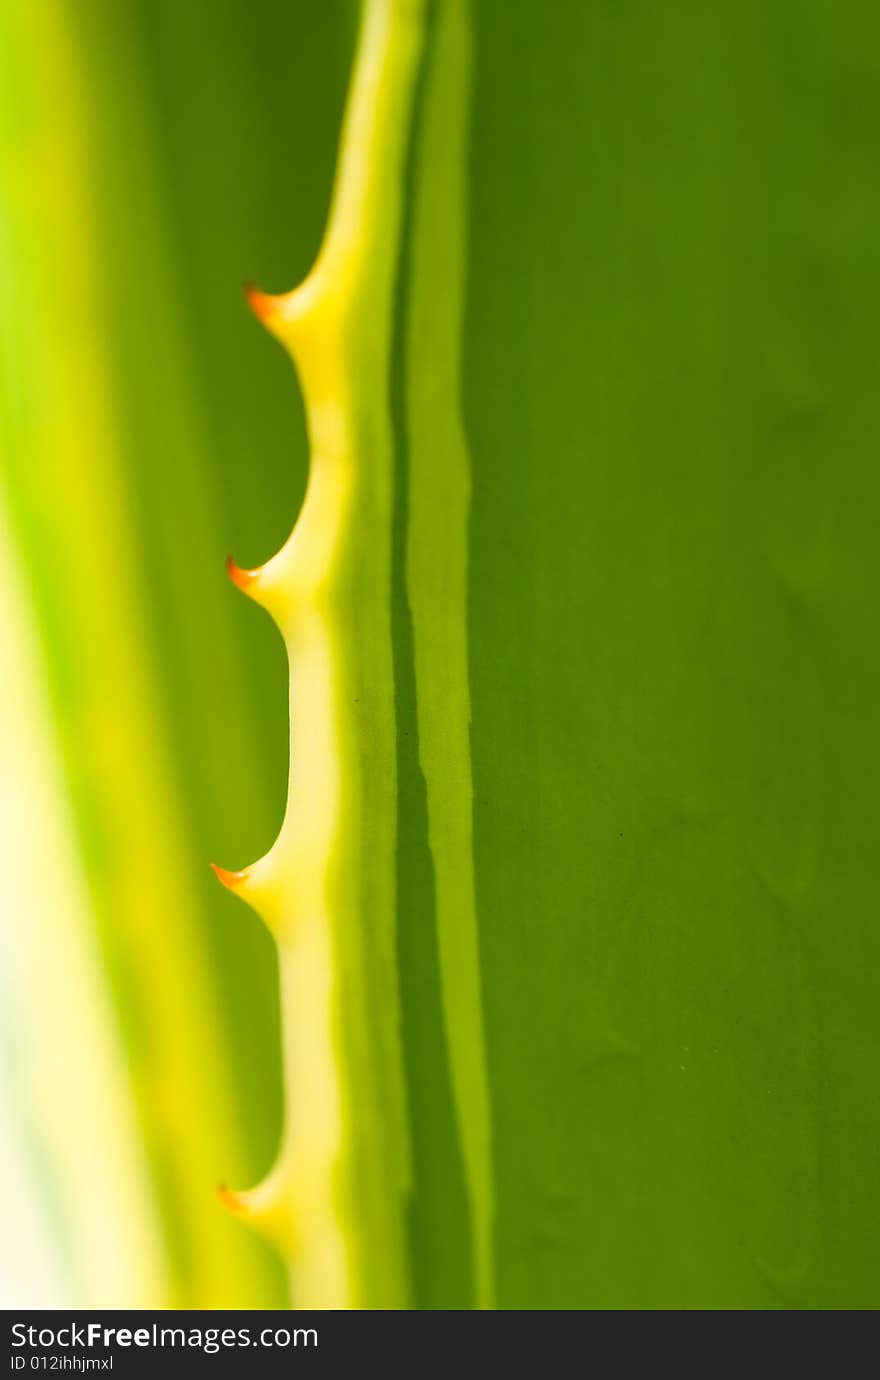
[
  {"x1": 210, "y1": 861, "x2": 250, "y2": 893},
  {"x1": 216, "y1": 1182, "x2": 246, "y2": 1216},
  {"x1": 210, "y1": 856, "x2": 283, "y2": 935},
  {"x1": 226, "y1": 546, "x2": 298, "y2": 629},
  {"x1": 243, "y1": 278, "x2": 321, "y2": 366},
  {"x1": 244, "y1": 281, "x2": 283, "y2": 325},
  {"x1": 216, "y1": 1177, "x2": 296, "y2": 1255},
  {"x1": 226, "y1": 554, "x2": 260, "y2": 593}
]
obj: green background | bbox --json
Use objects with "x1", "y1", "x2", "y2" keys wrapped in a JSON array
[{"x1": 2, "y1": 0, "x2": 878, "y2": 1308}]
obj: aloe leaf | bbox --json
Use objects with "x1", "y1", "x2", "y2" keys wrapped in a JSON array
[
  {"x1": 0, "y1": 0, "x2": 281, "y2": 1307},
  {"x1": 2, "y1": 0, "x2": 878, "y2": 1314},
  {"x1": 400, "y1": 0, "x2": 493, "y2": 1309},
  {"x1": 0, "y1": 493, "x2": 166, "y2": 1308},
  {"x1": 463, "y1": 0, "x2": 880, "y2": 1309},
  {"x1": 216, "y1": 0, "x2": 425, "y2": 1308}
]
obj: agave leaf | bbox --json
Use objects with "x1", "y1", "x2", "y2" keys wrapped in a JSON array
[
  {"x1": 463, "y1": 0, "x2": 880, "y2": 1308},
  {"x1": 2, "y1": 0, "x2": 878, "y2": 1313}
]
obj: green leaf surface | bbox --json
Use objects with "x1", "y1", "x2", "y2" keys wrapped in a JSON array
[
  {"x1": 462, "y1": 0, "x2": 880, "y2": 1308},
  {"x1": 2, "y1": 0, "x2": 877, "y2": 1310}
]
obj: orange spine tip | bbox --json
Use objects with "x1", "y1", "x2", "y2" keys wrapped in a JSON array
[
  {"x1": 244, "y1": 282, "x2": 282, "y2": 324},
  {"x1": 216, "y1": 1182, "x2": 246, "y2": 1215},
  {"x1": 226, "y1": 554, "x2": 259, "y2": 592},
  {"x1": 210, "y1": 861, "x2": 250, "y2": 892}
]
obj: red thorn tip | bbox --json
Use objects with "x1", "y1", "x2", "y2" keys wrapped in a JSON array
[
  {"x1": 210, "y1": 862, "x2": 250, "y2": 891},
  {"x1": 226, "y1": 555, "x2": 259, "y2": 591},
  {"x1": 244, "y1": 282, "x2": 279, "y2": 322}
]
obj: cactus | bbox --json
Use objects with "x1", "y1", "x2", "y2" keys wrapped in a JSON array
[
  {"x1": 215, "y1": 0, "x2": 496, "y2": 1310},
  {"x1": 4, "y1": 0, "x2": 880, "y2": 1314},
  {"x1": 0, "y1": 0, "x2": 282, "y2": 1308},
  {"x1": 214, "y1": 0, "x2": 424, "y2": 1309},
  {"x1": 0, "y1": 486, "x2": 166, "y2": 1309},
  {"x1": 401, "y1": 0, "x2": 493, "y2": 1309}
]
